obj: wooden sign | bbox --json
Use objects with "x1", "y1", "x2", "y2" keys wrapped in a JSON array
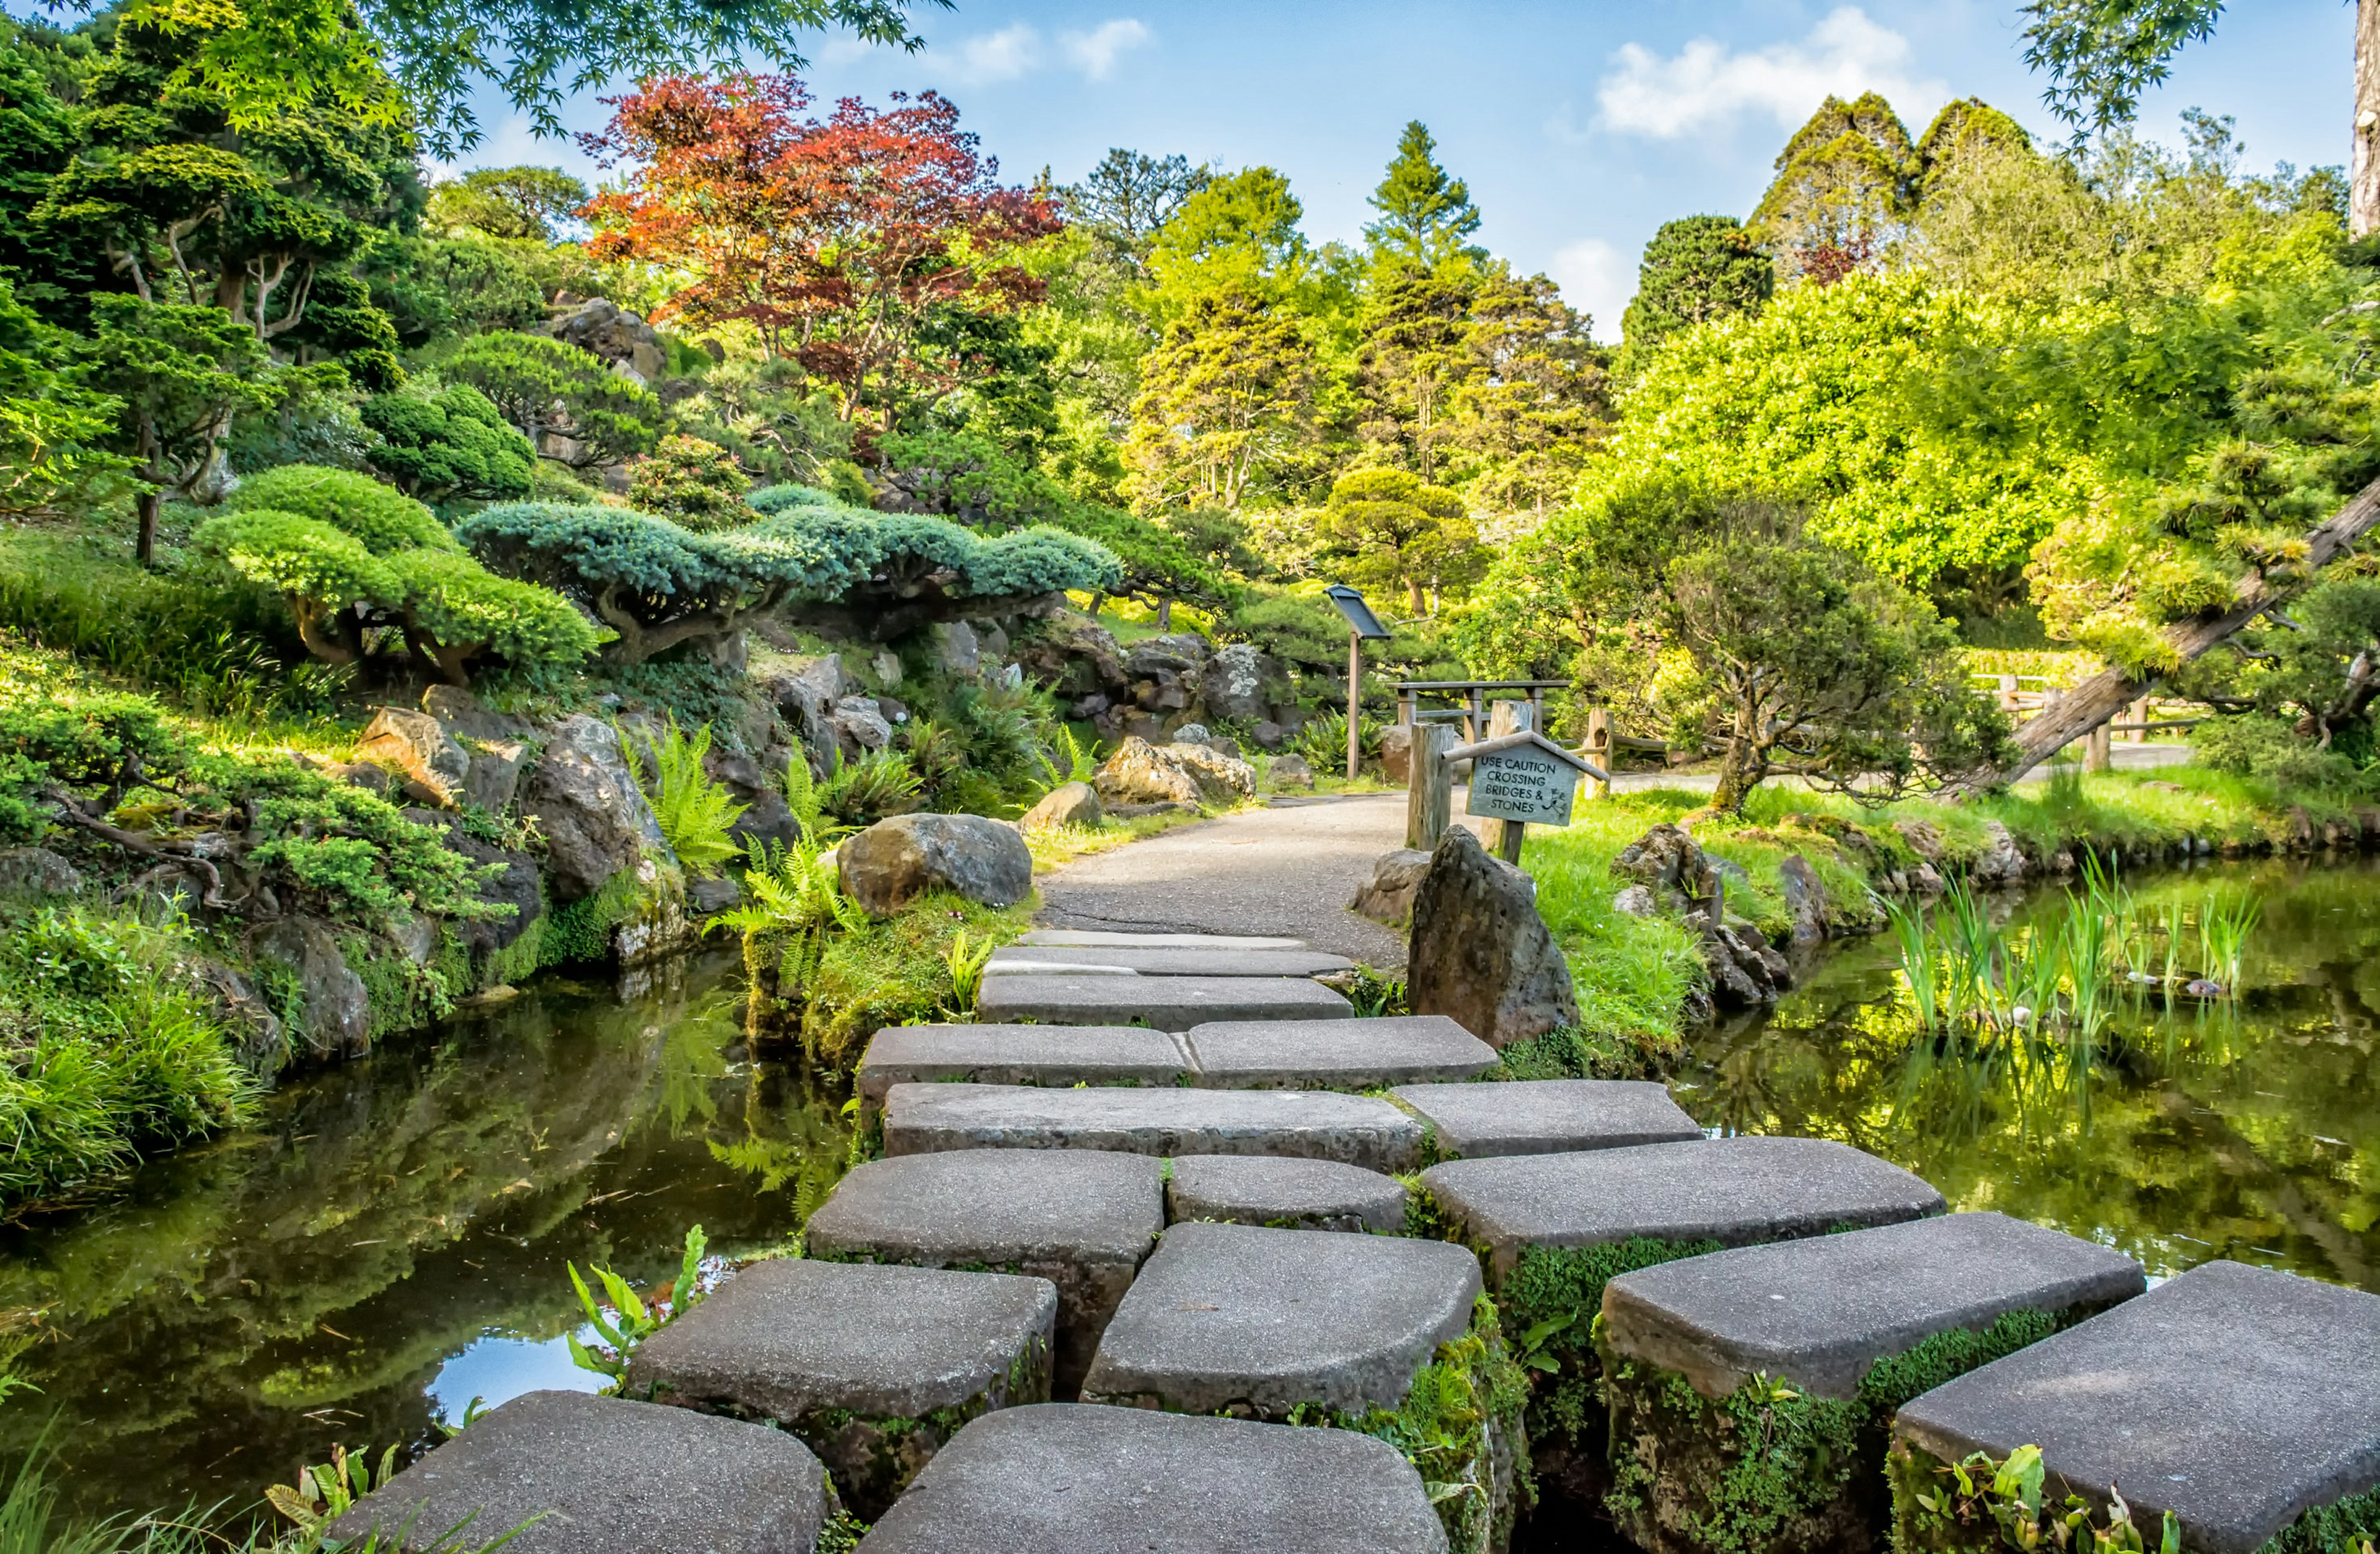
[{"x1": 1444, "y1": 730, "x2": 1602, "y2": 828}]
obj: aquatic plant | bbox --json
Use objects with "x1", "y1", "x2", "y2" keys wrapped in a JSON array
[{"x1": 565, "y1": 1224, "x2": 710, "y2": 1387}]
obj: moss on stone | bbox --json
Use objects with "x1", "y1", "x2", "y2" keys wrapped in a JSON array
[
  {"x1": 1605, "y1": 1308, "x2": 2058, "y2": 1554},
  {"x1": 1499, "y1": 1237, "x2": 1725, "y2": 1449}
]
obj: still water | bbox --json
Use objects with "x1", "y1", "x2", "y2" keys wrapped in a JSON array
[{"x1": 2, "y1": 864, "x2": 2374, "y2": 1526}]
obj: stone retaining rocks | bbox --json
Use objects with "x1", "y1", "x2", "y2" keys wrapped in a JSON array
[
  {"x1": 837, "y1": 812, "x2": 1032, "y2": 917},
  {"x1": 984, "y1": 945, "x2": 1353, "y2": 978},
  {"x1": 1352, "y1": 848, "x2": 1432, "y2": 927},
  {"x1": 1095, "y1": 735, "x2": 1255, "y2": 806},
  {"x1": 624, "y1": 1259, "x2": 1056, "y2": 1521},
  {"x1": 1186, "y1": 1016, "x2": 1497, "y2": 1090},
  {"x1": 1165, "y1": 1156, "x2": 1407, "y2": 1233},
  {"x1": 855, "y1": 1403, "x2": 1450, "y2": 1553},
  {"x1": 355, "y1": 707, "x2": 472, "y2": 807},
  {"x1": 879, "y1": 1083, "x2": 1427, "y2": 1172},
  {"x1": 803, "y1": 1149, "x2": 1163, "y2": 1394},
  {"x1": 244, "y1": 916, "x2": 369, "y2": 1058},
  {"x1": 1391, "y1": 1079, "x2": 1702, "y2": 1159},
  {"x1": 519, "y1": 714, "x2": 669, "y2": 902},
  {"x1": 1890, "y1": 1260, "x2": 2380, "y2": 1554},
  {"x1": 1018, "y1": 781, "x2": 1103, "y2": 832},
  {"x1": 1406, "y1": 827, "x2": 1578, "y2": 1048},
  {"x1": 1082, "y1": 1221, "x2": 1481, "y2": 1416},
  {"x1": 976, "y1": 972, "x2": 1352, "y2": 1029},
  {"x1": 327, "y1": 1390, "x2": 829, "y2": 1553},
  {"x1": 1600, "y1": 1213, "x2": 2146, "y2": 1554},
  {"x1": 1422, "y1": 1136, "x2": 1946, "y2": 1281},
  {"x1": 856, "y1": 1024, "x2": 1192, "y2": 1106}
]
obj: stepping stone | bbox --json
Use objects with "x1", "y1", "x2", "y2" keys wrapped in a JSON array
[
  {"x1": 1892, "y1": 1260, "x2": 2380, "y2": 1554},
  {"x1": 1082, "y1": 1221, "x2": 1481, "y2": 1416},
  {"x1": 988, "y1": 945, "x2": 1354, "y2": 977},
  {"x1": 1018, "y1": 929, "x2": 1310, "y2": 950},
  {"x1": 856, "y1": 1024, "x2": 1191, "y2": 1106},
  {"x1": 1186, "y1": 1015, "x2": 1497, "y2": 1090},
  {"x1": 1598, "y1": 1213, "x2": 2146, "y2": 1554},
  {"x1": 855, "y1": 1403, "x2": 1447, "y2": 1553},
  {"x1": 977, "y1": 973, "x2": 1352, "y2": 1030},
  {"x1": 803, "y1": 1149, "x2": 1164, "y2": 1395},
  {"x1": 1393, "y1": 1078, "x2": 1703, "y2": 1159},
  {"x1": 1167, "y1": 1156, "x2": 1407, "y2": 1234},
  {"x1": 1422, "y1": 1136, "x2": 1946, "y2": 1281},
  {"x1": 623, "y1": 1259, "x2": 1057, "y2": 1522},
  {"x1": 327, "y1": 1390, "x2": 827, "y2": 1553},
  {"x1": 881, "y1": 1082, "x2": 1427, "y2": 1173}
]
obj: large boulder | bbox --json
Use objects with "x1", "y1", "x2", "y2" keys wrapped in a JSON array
[
  {"x1": 1269, "y1": 753, "x2": 1315, "y2": 790},
  {"x1": 354, "y1": 707, "x2": 470, "y2": 807},
  {"x1": 1199, "y1": 643, "x2": 1284, "y2": 723},
  {"x1": 1012, "y1": 619, "x2": 1127, "y2": 701},
  {"x1": 541, "y1": 297, "x2": 667, "y2": 382},
  {"x1": 933, "y1": 621, "x2": 982, "y2": 678},
  {"x1": 245, "y1": 915, "x2": 370, "y2": 1058},
  {"x1": 0, "y1": 846, "x2": 82, "y2": 896},
  {"x1": 1094, "y1": 737, "x2": 1254, "y2": 808},
  {"x1": 1775, "y1": 853, "x2": 1830, "y2": 946},
  {"x1": 839, "y1": 814, "x2": 1033, "y2": 918},
  {"x1": 518, "y1": 714, "x2": 669, "y2": 902},
  {"x1": 1406, "y1": 827, "x2": 1579, "y2": 1048},
  {"x1": 1611, "y1": 822, "x2": 1722, "y2": 912},
  {"x1": 1021, "y1": 781, "x2": 1104, "y2": 833},
  {"x1": 1122, "y1": 635, "x2": 1207, "y2": 716},
  {"x1": 759, "y1": 654, "x2": 850, "y2": 764},
  {"x1": 1972, "y1": 819, "x2": 2027, "y2": 887},
  {"x1": 1351, "y1": 848, "x2": 1431, "y2": 929}
]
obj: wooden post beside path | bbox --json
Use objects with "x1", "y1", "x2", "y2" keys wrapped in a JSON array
[
  {"x1": 1480, "y1": 701, "x2": 1535, "y2": 859},
  {"x1": 1406, "y1": 723, "x2": 1454, "y2": 852},
  {"x1": 1346, "y1": 629, "x2": 1363, "y2": 781}
]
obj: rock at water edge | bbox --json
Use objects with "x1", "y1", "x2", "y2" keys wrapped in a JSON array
[
  {"x1": 1406, "y1": 827, "x2": 1577, "y2": 1048},
  {"x1": 838, "y1": 812, "x2": 1031, "y2": 918}
]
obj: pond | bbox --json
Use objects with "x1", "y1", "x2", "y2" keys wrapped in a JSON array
[{"x1": 4, "y1": 862, "x2": 2375, "y2": 1530}]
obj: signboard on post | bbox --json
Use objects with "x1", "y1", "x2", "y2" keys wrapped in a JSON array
[
  {"x1": 1324, "y1": 585, "x2": 1391, "y2": 781},
  {"x1": 1441, "y1": 729, "x2": 1606, "y2": 863}
]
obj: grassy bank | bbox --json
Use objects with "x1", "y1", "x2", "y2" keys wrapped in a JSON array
[{"x1": 1522, "y1": 763, "x2": 2376, "y2": 1058}]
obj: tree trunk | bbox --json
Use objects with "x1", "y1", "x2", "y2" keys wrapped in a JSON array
[
  {"x1": 1943, "y1": 472, "x2": 2380, "y2": 796},
  {"x1": 2357, "y1": 0, "x2": 2380, "y2": 238},
  {"x1": 1711, "y1": 737, "x2": 1761, "y2": 813},
  {"x1": 1408, "y1": 576, "x2": 1427, "y2": 613},
  {"x1": 134, "y1": 489, "x2": 161, "y2": 566}
]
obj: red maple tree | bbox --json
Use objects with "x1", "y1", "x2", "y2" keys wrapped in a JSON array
[{"x1": 582, "y1": 74, "x2": 1060, "y2": 424}]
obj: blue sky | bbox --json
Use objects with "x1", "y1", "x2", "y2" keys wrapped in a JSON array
[{"x1": 449, "y1": 0, "x2": 2349, "y2": 339}]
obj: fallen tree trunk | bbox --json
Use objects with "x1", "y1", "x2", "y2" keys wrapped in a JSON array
[{"x1": 1943, "y1": 473, "x2": 2380, "y2": 798}]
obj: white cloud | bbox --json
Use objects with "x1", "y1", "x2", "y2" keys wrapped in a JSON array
[
  {"x1": 1595, "y1": 6, "x2": 1946, "y2": 139},
  {"x1": 943, "y1": 23, "x2": 1045, "y2": 85},
  {"x1": 1061, "y1": 19, "x2": 1151, "y2": 81},
  {"x1": 1551, "y1": 238, "x2": 1631, "y2": 341}
]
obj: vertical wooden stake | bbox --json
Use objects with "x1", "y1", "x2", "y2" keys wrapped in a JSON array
[
  {"x1": 1480, "y1": 701, "x2": 1533, "y2": 856},
  {"x1": 2127, "y1": 696, "x2": 2151, "y2": 744},
  {"x1": 1584, "y1": 708, "x2": 1612, "y2": 801},
  {"x1": 1346, "y1": 628, "x2": 1362, "y2": 781},
  {"x1": 2086, "y1": 721, "x2": 2112, "y2": 773},
  {"x1": 1406, "y1": 723, "x2": 1453, "y2": 851},
  {"x1": 1498, "y1": 820, "x2": 1526, "y2": 865}
]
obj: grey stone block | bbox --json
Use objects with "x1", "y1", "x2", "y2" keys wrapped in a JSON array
[
  {"x1": 1082, "y1": 1221, "x2": 1481, "y2": 1416},
  {"x1": 1168, "y1": 1156, "x2": 1407, "y2": 1234},
  {"x1": 623, "y1": 1258, "x2": 1056, "y2": 1521},
  {"x1": 1893, "y1": 1260, "x2": 2380, "y2": 1554},
  {"x1": 855, "y1": 1023, "x2": 1191, "y2": 1105},
  {"x1": 976, "y1": 973, "x2": 1352, "y2": 1030},
  {"x1": 1391, "y1": 1079, "x2": 1703, "y2": 1159},
  {"x1": 1186, "y1": 1015, "x2": 1499, "y2": 1090},
  {"x1": 987, "y1": 945, "x2": 1354, "y2": 977},
  {"x1": 1422, "y1": 1136, "x2": 1946, "y2": 1281},
  {"x1": 856, "y1": 1403, "x2": 1449, "y2": 1553},
  {"x1": 1016, "y1": 929, "x2": 1309, "y2": 949},
  {"x1": 327, "y1": 1390, "x2": 826, "y2": 1553},
  {"x1": 803, "y1": 1150, "x2": 1163, "y2": 1395},
  {"x1": 1603, "y1": 1212, "x2": 2145, "y2": 1401},
  {"x1": 881, "y1": 1082, "x2": 1427, "y2": 1173}
]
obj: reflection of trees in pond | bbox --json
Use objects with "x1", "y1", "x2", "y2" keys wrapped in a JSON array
[
  {"x1": 1683, "y1": 867, "x2": 2379, "y2": 1294},
  {"x1": 0, "y1": 955, "x2": 852, "y2": 1522}
]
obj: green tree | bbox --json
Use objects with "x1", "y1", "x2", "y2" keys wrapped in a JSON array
[
  {"x1": 359, "y1": 382, "x2": 536, "y2": 502},
  {"x1": 1125, "y1": 288, "x2": 1317, "y2": 512},
  {"x1": 0, "y1": 271, "x2": 122, "y2": 517},
  {"x1": 1315, "y1": 467, "x2": 1479, "y2": 613},
  {"x1": 427, "y1": 167, "x2": 590, "y2": 242},
  {"x1": 1355, "y1": 269, "x2": 1474, "y2": 481},
  {"x1": 361, "y1": 233, "x2": 549, "y2": 347},
  {"x1": 1751, "y1": 92, "x2": 1918, "y2": 281},
  {"x1": 72, "y1": 295, "x2": 288, "y2": 563},
  {"x1": 627, "y1": 434, "x2": 751, "y2": 529},
  {"x1": 1364, "y1": 120, "x2": 1484, "y2": 276},
  {"x1": 1062, "y1": 149, "x2": 1212, "y2": 270},
  {"x1": 1616, "y1": 216, "x2": 1773, "y2": 359},
  {"x1": 1145, "y1": 168, "x2": 1313, "y2": 307},
  {"x1": 439, "y1": 331, "x2": 661, "y2": 470},
  {"x1": 1442, "y1": 266, "x2": 1606, "y2": 514}
]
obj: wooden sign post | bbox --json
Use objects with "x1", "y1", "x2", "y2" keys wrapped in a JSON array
[
  {"x1": 1443, "y1": 729, "x2": 1606, "y2": 864},
  {"x1": 1324, "y1": 584, "x2": 1393, "y2": 782}
]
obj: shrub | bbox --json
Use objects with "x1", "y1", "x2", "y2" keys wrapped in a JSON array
[
  {"x1": 819, "y1": 747, "x2": 922, "y2": 826},
  {"x1": 360, "y1": 382, "x2": 538, "y2": 503},
  {"x1": 747, "y1": 482, "x2": 842, "y2": 516},
  {"x1": 440, "y1": 331, "x2": 661, "y2": 470},
  {"x1": 628, "y1": 435, "x2": 751, "y2": 529}
]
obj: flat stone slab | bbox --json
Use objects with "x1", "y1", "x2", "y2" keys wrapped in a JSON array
[
  {"x1": 988, "y1": 945, "x2": 1354, "y2": 977},
  {"x1": 1082, "y1": 1222, "x2": 1481, "y2": 1416},
  {"x1": 881, "y1": 1082, "x2": 1426, "y2": 1172},
  {"x1": 1186, "y1": 1015, "x2": 1497, "y2": 1090},
  {"x1": 976, "y1": 973, "x2": 1352, "y2": 1030},
  {"x1": 1603, "y1": 1211, "x2": 2145, "y2": 1400},
  {"x1": 1894, "y1": 1259, "x2": 2380, "y2": 1554},
  {"x1": 1167, "y1": 1155, "x2": 1407, "y2": 1234},
  {"x1": 623, "y1": 1259, "x2": 1056, "y2": 1521},
  {"x1": 803, "y1": 1150, "x2": 1165, "y2": 1395},
  {"x1": 1016, "y1": 929, "x2": 1310, "y2": 950},
  {"x1": 856, "y1": 1023, "x2": 1191, "y2": 1104},
  {"x1": 1422, "y1": 1136, "x2": 1947, "y2": 1281},
  {"x1": 1392, "y1": 1078, "x2": 1703, "y2": 1159},
  {"x1": 858, "y1": 1405, "x2": 1448, "y2": 1553},
  {"x1": 328, "y1": 1390, "x2": 826, "y2": 1553}
]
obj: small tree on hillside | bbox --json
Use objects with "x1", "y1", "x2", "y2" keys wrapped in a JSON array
[
  {"x1": 1125, "y1": 289, "x2": 1316, "y2": 513},
  {"x1": 361, "y1": 382, "x2": 537, "y2": 502},
  {"x1": 628, "y1": 434, "x2": 752, "y2": 529},
  {"x1": 1618, "y1": 216, "x2": 1774, "y2": 359},
  {"x1": 439, "y1": 331, "x2": 661, "y2": 470},
  {"x1": 1315, "y1": 467, "x2": 1481, "y2": 614}
]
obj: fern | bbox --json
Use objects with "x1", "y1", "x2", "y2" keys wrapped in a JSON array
[
  {"x1": 821, "y1": 747, "x2": 923, "y2": 825},
  {"x1": 626, "y1": 719, "x2": 747, "y2": 875}
]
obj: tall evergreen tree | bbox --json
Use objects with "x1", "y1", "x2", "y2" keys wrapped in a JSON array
[
  {"x1": 1750, "y1": 92, "x2": 1917, "y2": 281},
  {"x1": 1618, "y1": 216, "x2": 1774, "y2": 358},
  {"x1": 1364, "y1": 120, "x2": 1483, "y2": 274}
]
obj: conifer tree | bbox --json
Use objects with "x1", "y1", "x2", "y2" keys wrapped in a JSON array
[
  {"x1": 1364, "y1": 121, "x2": 1484, "y2": 274},
  {"x1": 1618, "y1": 216, "x2": 1773, "y2": 358}
]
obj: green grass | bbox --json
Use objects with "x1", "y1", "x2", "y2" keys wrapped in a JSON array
[{"x1": 802, "y1": 891, "x2": 1035, "y2": 1066}]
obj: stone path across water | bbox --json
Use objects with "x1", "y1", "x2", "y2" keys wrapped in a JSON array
[{"x1": 328, "y1": 923, "x2": 2379, "y2": 1554}]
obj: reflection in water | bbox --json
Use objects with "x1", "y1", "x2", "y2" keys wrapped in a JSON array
[
  {"x1": 1677, "y1": 860, "x2": 2380, "y2": 1293},
  {"x1": 0, "y1": 951, "x2": 852, "y2": 1524}
]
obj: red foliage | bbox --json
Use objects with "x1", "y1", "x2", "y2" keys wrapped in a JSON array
[
  {"x1": 581, "y1": 75, "x2": 1061, "y2": 420},
  {"x1": 1798, "y1": 232, "x2": 1877, "y2": 288}
]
